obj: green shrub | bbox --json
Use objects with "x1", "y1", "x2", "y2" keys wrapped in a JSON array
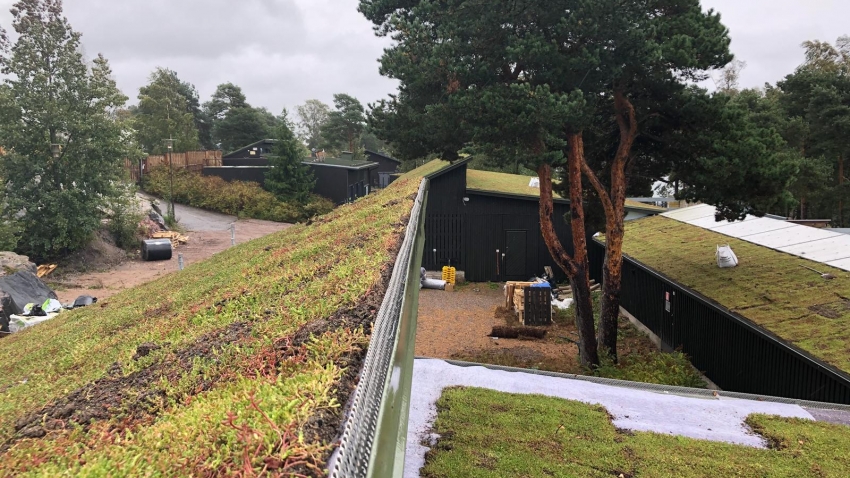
[
  {"x1": 105, "y1": 188, "x2": 144, "y2": 250},
  {"x1": 142, "y1": 167, "x2": 327, "y2": 223},
  {"x1": 0, "y1": 220, "x2": 21, "y2": 252},
  {"x1": 303, "y1": 195, "x2": 334, "y2": 218}
]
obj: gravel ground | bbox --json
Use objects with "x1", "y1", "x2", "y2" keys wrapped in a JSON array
[{"x1": 415, "y1": 284, "x2": 654, "y2": 374}]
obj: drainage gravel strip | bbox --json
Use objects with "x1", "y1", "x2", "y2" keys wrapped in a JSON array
[{"x1": 404, "y1": 358, "x2": 817, "y2": 478}]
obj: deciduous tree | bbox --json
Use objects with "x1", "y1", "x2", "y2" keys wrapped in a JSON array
[
  {"x1": 0, "y1": 0, "x2": 131, "y2": 259},
  {"x1": 295, "y1": 99, "x2": 330, "y2": 150}
]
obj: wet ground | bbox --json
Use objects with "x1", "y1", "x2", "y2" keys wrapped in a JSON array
[{"x1": 53, "y1": 198, "x2": 290, "y2": 303}]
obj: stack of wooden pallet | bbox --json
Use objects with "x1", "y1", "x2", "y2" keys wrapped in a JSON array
[
  {"x1": 150, "y1": 231, "x2": 189, "y2": 248},
  {"x1": 505, "y1": 281, "x2": 536, "y2": 309},
  {"x1": 505, "y1": 281, "x2": 544, "y2": 325}
]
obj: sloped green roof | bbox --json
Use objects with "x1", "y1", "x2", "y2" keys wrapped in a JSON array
[
  {"x1": 466, "y1": 169, "x2": 666, "y2": 212},
  {"x1": 621, "y1": 215, "x2": 850, "y2": 375}
]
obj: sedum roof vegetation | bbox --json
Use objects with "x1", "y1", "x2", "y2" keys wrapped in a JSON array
[
  {"x1": 620, "y1": 215, "x2": 850, "y2": 376},
  {"x1": 423, "y1": 387, "x2": 850, "y2": 477},
  {"x1": 466, "y1": 169, "x2": 666, "y2": 212},
  {"x1": 0, "y1": 160, "x2": 442, "y2": 476}
]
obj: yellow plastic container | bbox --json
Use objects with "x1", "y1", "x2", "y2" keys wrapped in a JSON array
[{"x1": 442, "y1": 266, "x2": 456, "y2": 285}]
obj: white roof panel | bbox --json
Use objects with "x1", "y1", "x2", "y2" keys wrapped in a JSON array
[
  {"x1": 662, "y1": 204, "x2": 716, "y2": 221},
  {"x1": 686, "y1": 215, "x2": 740, "y2": 229},
  {"x1": 745, "y1": 226, "x2": 842, "y2": 249},
  {"x1": 711, "y1": 218, "x2": 797, "y2": 237},
  {"x1": 657, "y1": 204, "x2": 850, "y2": 273},
  {"x1": 778, "y1": 236, "x2": 850, "y2": 263},
  {"x1": 826, "y1": 257, "x2": 850, "y2": 272}
]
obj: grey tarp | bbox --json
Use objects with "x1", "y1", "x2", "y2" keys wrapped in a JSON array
[{"x1": 0, "y1": 271, "x2": 58, "y2": 316}]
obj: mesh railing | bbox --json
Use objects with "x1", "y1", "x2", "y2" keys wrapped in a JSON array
[{"x1": 328, "y1": 179, "x2": 428, "y2": 478}]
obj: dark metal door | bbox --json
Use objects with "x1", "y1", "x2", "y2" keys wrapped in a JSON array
[{"x1": 505, "y1": 230, "x2": 527, "y2": 278}]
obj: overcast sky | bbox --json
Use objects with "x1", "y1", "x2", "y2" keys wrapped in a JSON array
[{"x1": 0, "y1": 0, "x2": 848, "y2": 114}]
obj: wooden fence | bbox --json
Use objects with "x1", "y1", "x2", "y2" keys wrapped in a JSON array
[{"x1": 124, "y1": 150, "x2": 223, "y2": 182}]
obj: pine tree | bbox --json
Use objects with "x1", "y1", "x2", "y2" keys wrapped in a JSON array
[{"x1": 265, "y1": 117, "x2": 315, "y2": 204}]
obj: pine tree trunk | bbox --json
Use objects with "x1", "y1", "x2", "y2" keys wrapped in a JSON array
[
  {"x1": 538, "y1": 150, "x2": 599, "y2": 368},
  {"x1": 595, "y1": 90, "x2": 637, "y2": 362}
]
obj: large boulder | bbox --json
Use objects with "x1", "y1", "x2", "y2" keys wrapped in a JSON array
[
  {"x1": 0, "y1": 252, "x2": 37, "y2": 276},
  {"x1": 0, "y1": 271, "x2": 58, "y2": 316}
]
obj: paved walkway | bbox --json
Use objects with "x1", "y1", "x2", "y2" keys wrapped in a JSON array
[
  {"x1": 404, "y1": 359, "x2": 817, "y2": 478},
  {"x1": 137, "y1": 193, "x2": 236, "y2": 231}
]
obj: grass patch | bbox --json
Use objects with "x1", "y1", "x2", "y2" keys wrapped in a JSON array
[
  {"x1": 0, "y1": 160, "x2": 447, "y2": 476},
  {"x1": 423, "y1": 387, "x2": 850, "y2": 478},
  {"x1": 620, "y1": 216, "x2": 850, "y2": 375}
]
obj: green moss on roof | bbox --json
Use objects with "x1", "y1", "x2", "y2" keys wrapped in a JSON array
[
  {"x1": 304, "y1": 157, "x2": 376, "y2": 168},
  {"x1": 410, "y1": 159, "x2": 453, "y2": 178},
  {"x1": 466, "y1": 169, "x2": 666, "y2": 212},
  {"x1": 466, "y1": 169, "x2": 553, "y2": 199},
  {"x1": 621, "y1": 215, "x2": 850, "y2": 375}
]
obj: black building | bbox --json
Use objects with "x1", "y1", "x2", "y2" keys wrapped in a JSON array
[
  {"x1": 365, "y1": 150, "x2": 402, "y2": 188},
  {"x1": 304, "y1": 158, "x2": 379, "y2": 204},
  {"x1": 222, "y1": 139, "x2": 276, "y2": 166},
  {"x1": 424, "y1": 160, "x2": 665, "y2": 282}
]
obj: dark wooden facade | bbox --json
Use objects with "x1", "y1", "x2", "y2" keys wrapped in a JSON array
[
  {"x1": 423, "y1": 161, "x2": 574, "y2": 282},
  {"x1": 306, "y1": 162, "x2": 377, "y2": 204},
  {"x1": 202, "y1": 166, "x2": 269, "y2": 186},
  {"x1": 365, "y1": 150, "x2": 402, "y2": 188},
  {"x1": 202, "y1": 160, "x2": 377, "y2": 205}
]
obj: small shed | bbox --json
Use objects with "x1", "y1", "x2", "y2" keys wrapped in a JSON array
[
  {"x1": 423, "y1": 160, "x2": 666, "y2": 282},
  {"x1": 365, "y1": 150, "x2": 402, "y2": 188},
  {"x1": 303, "y1": 158, "x2": 379, "y2": 204}
]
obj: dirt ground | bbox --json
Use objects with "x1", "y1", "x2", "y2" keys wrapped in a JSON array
[
  {"x1": 50, "y1": 219, "x2": 290, "y2": 304},
  {"x1": 416, "y1": 283, "x2": 657, "y2": 374}
]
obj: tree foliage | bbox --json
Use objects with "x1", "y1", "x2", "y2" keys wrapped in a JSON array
[
  {"x1": 320, "y1": 93, "x2": 366, "y2": 153},
  {"x1": 203, "y1": 82, "x2": 279, "y2": 153},
  {"x1": 0, "y1": 0, "x2": 130, "y2": 259},
  {"x1": 295, "y1": 99, "x2": 331, "y2": 150},
  {"x1": 776, "y1": 37, "x2": 850, "y2": 225},
  {"x1": 265, "y1": 113, "x2": 315, "y2": 204},
  {"x1": 360, "y1": 0, "x2": 797, "y2": 365},
  {"x1": 134, "y1": 68, "x2": 200, "y2": 154}
]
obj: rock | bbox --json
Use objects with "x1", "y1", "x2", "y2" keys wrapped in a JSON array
[
  {"x1": 148, "y1": 210, "x2": 167, "y2": 231},
  {"x1": 0, "y1": 271, "x2": 58, "y2": 316},
  {"x1": 0, "y1": 251, "x2": 37, "y2": 277}
]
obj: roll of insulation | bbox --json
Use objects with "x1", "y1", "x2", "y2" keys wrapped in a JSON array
[{"x1": 142, "y1": 239, "x2": 173, "y2": 261}]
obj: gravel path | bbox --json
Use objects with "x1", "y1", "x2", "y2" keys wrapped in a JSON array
[{"x1": 404, "y1": 358, "x2": 817, "y2": 478}]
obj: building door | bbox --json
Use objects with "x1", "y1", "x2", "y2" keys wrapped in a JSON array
[{"x1": 504, "y1": 230, "x2": 527, "y2": 278}]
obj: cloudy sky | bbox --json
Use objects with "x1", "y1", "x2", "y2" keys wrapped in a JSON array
[{"x1": 0, "y1": 0, "x2": 848, "y2": 114}]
